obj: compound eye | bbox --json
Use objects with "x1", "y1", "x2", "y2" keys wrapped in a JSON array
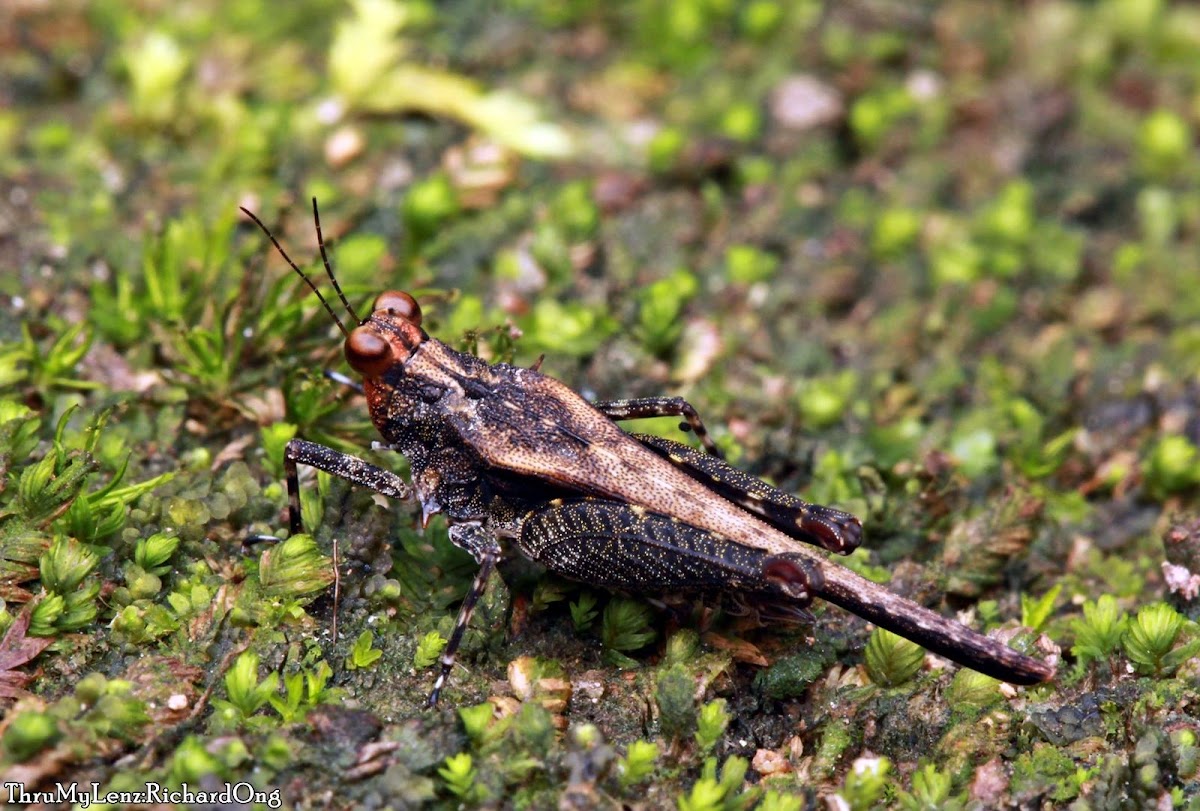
[
  {"x1": 373, "y1": 290, "x2": 422, "y2": 326},
  {"x1": 345, "y1": 328, "x2": 393, "y2": 377}
]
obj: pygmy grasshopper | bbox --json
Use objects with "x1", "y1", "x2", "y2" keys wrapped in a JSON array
[{"x1": 242, "y1": 200, "x2": 1055, "y2": 705}]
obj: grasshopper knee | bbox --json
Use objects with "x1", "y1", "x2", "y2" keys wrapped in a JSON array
[{"x1": 763, "y1": 555, "x2": 824, "y2": 605}]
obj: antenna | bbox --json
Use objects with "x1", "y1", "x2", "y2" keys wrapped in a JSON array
[
  {"x1": 240, "y1": 203, "x2": 354, "y2": 339},
  {"x1": 310, "y1": 198, "x2": 362, "y2": 326}
]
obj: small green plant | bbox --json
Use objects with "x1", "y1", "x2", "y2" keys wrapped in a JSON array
[
  {"x1": 257, "y1": 534, "x2": 334, "y2": 598},
  {"x1": 15, "y1": 428, "x2": 96, "y2": 528},
  {"x1": 601, "y1": 597, "x2": 657, "y2": 654},
  {"x1": 758, "y1": 792, "x2": 805, "y2": 811},
  {"x1": 655, "y1": 663, "x2": 696, "y2": 741},
  {"x1": 269, "y1": 661, "x2": 336, "y2": 723},
  {"x1": 346, "y1": 630, "x2": 383, "y2": 670},
  {"x1": 38, "y1": 536, "x2": 100, "y2": 632},
  {"x1": 122, "y1": 30, "x2": 189, "y2": 124},
  {"x1": 896, "y1": 762, "x2": 961, "y2": 810},
  {"x1": 864, "y1": 628, "x2": 924, "y2": 686},
  {"x1": 60, "y1": 456, "x2": 174, "y2": 546},
  {"x1": 1123, "y1": 603, "x2": 1200, "y2": 677},
  {"x1": 695, "y1": 698, "x2": 730, "y2": 754},
  {"x1": 413, "y1": 630, "x2": 447, "y2": 669},
  {"x1": 458, "y1": 702, "x2": 498, "y2": 746},
  {"x1": 976, "y1": 600, "x2": 1001, "y2": 629},
  {"x1": 569, "y1": 592, "x2": 599, "y2": 632},
  {"x1": 849, "y1": 85, "x2": 917, "y2": 151},
  {"x1": 944, "y1": 669, "x2": 1002, "y2": 713},
  {"x1": 529, "y1": 579, "x2": 569, "y2": 613},
  {"x1": 724, "y1": 244, "x2": 778, "y2": 284},
  {"x1": 872, "y1": 207, "x2": 922, "y2": 260},
  {"x1": 664, "y1": 629, "x2": 699, "y2": 664},
  {"x1": 166, "y1": 581, "x2": 213, "y2": 620},
  {"x1": 677, "y1": 756, "x2": 754, "y2": 811},
  {"x1": 439, "y1": 751, "x2": 486, "y2": 801},
  {"x1": 1136, "y1": 109, "x2": 1193, "y2": 180},
  {"x1": 841, "y1": 755, "x2": 891, "y2": 810},
  {"x1": 16, "y1": 322, "x2": 99, "y2": 394},
  {"x1": 134, "y1": 532, "x2": 180, "y2": 576},
  {"x1": 618, "y1": 739, "x2": 658, "y2": 787},
  {"x1": 169, "y1": 734, "x2": 226, "y2": 784},
  {"x1": 797, "y1": 370, "x2": 859, "y2": 429},
  {"x1": 1021, "y1": 583, "x2": 1061, "y2": 632},
  {"x1": 27, "y1": 595, "x2": 65, "y2": 637},
  {"x1": 2, "y1": 710, "x2": 61, "y2": 762},
  {"x1": 1071, "y1": 595, "x2": 1128, "y2": 668},
  {"x1": 403, "y1": 173, "x2": 461, "y2": 244},
  {"x1": 637, "y1": 268, "x2": 699, "y2": 357},
  {"x1": 648, "y1": 127, "x2": 685, "y2": 172},
  {"x1": 522, "y1": 298, "x2": 618, "y2": 358},
  {"x1": 215, "y1": 651, "x2": 279, "y2": 726},
  {"x1": 260, "y1": 422, "x2": 298, "y2": 479},
  {"x1": 1143, "y1": 435, "x2": 1200, "y2": 499}
]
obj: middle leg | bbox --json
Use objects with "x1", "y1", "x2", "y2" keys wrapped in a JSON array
[{"x1": 592, "y1": 396, "x2": 722, "y2": 457}]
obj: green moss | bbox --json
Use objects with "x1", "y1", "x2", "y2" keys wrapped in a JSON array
[
  {"x1": 1123, "y1": 603, "x2": 1200, "y2": 677},
  {"x1": 944, "y1": 670, "x2": 1002, "y2": 717},
  {"x1": 2, "y1": 711, "x2": 61, "y2": 762},
  {"x1": 7, "y1": 0, "x2": 1200, "y2": 803},
  {"x1": 1010, "y1": 743, "x2": 1086, "y2": 803},
  {"x1": 841, "y1": 755, "x2": 890, "y2": 810},
  {"x1": 797, "y1": 370, "x2": 858, "y2": 429},
  {"x1": 812, "y1": 719, "x2": 856, "y2": 779},
  {"x1": 1144, "y1": 435, "x2": 1200, "y2": 499},
  {"x1": 1071, "y1": 594, "x2": 1128, "y2": 668},
  {"x1": 1136, "y1": 109, "x2": 1193, "y2": 180},
  {"x1": 755, "y1": 649, "x2": 830, "y2": 700},
  {"x1": 864, "y1": 629, "x2": 925, "y2": 687},
  {"x1": 619, "y1": 739, "x2": 659, "y2": 787},
  {"x1": 655, "y1": 663, "x2": 697, "y2": 742}
]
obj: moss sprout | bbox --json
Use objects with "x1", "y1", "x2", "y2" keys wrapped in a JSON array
[
  {"x1": 412, "y1": 630, "x2": 447, "y2": 669},
  {"x1": 865, "y1": 628, "x2": 925, "y2": 687},
  {"x1": 695, "y1": 698, "x2": 730, "y2": 754},
  {"x1": 2, "y1": 711, "x2": 61, "y2": 762},
  {"x1": 840, "y1": 755, "x2": 891, "y2": 811},
  {"x1": 1136, "y1": 109, "x2": 1193, "y2": 180},
  {"x1": 896, "y1": 762, "x2": 961, "y2": 811},
  {"x1": 619, "y1": 739, "x2": 659, "y2": 787},
  {"x1": 347, "y1": 629, "x2": 384, "y2": 670},
  {"x1": 569, "y1": 591, "x2": 600, "y2": 632},
  {"x1": 677, "y1": 756, "x2": 753, "y2": 811},
  {"x1": 133, "y1": 531, "x2": 180, "y2": 576},
  {"x1": 256, "y1": 534, "x2": 334, "y2": 598},
  {"x1": 215, "y1": 651, "x2": 279, "y2": 727},
  {"x1": 1071, "y1": 594, "x2": 1128, "y2": 669},
  {"x1": 1123, "y1": 602, "x2": 1200, "y2": 677},
  {"x1": 655, "y1": 662, "x2": 697, "y2": 742},
  {"x1": 601, "y1": 597, "x2": 657, "y2": 654}
]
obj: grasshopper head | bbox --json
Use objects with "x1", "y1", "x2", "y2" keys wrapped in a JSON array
[{"x1": 345, "y1": 290, "x2": 426, "y2": 378}]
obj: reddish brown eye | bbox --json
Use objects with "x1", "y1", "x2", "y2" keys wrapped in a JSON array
[
  {"x1": 345, "y1": 328, "x2": 393, "y2": 377},
  {"x1": 373, "y1": 290, "x2": 422, "y2": 326}
]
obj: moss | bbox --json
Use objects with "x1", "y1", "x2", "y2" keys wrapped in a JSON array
[
  {"x1": 6, "y1": 0, "x2": 1200, "y2": 804},
  {"x1": 755, "y1": 649, "x2": 830, "y2": 700},
  {"x1": 1010, "y1": 742, "x2": 1086, "y2": 804}
]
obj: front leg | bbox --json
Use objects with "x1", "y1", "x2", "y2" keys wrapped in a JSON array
[
  {"x1": 429, "y1": 522, "x2": 502, "y2": 706},
  {"x1": 283, "y1": 438, "x2": 411, "y2": 535},
  {"x1": 592, "y1": 396, "x2": 722, "y2": 457}
]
